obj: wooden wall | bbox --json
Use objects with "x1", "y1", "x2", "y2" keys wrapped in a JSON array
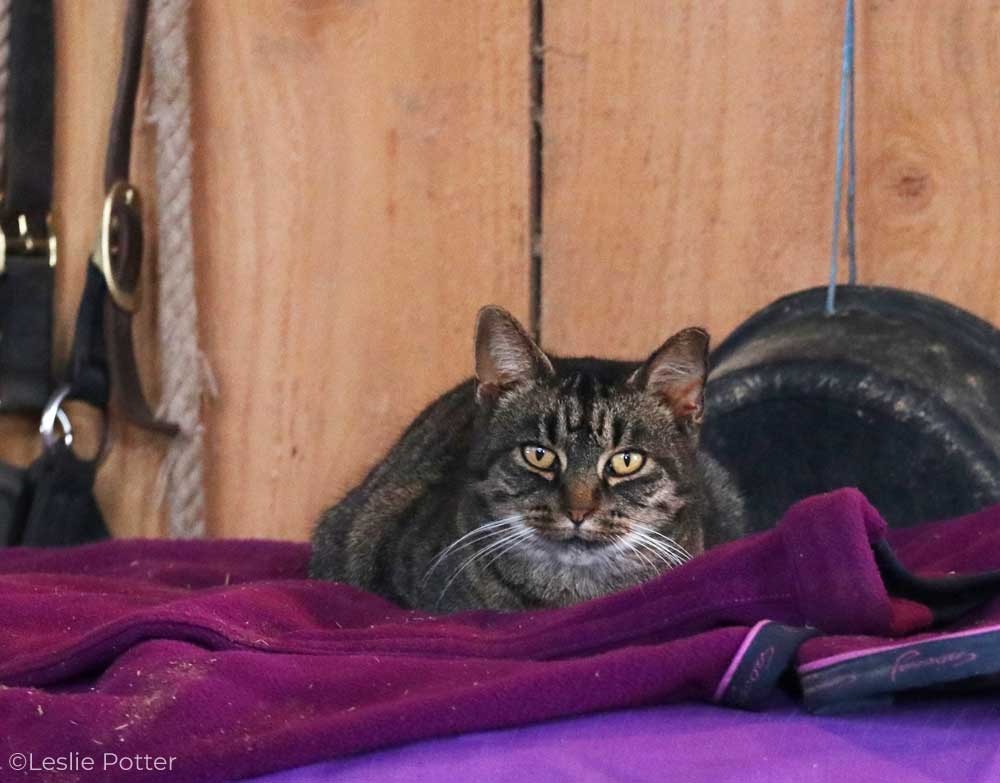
[
  {"x1": 14, "y1": 1, "x2": 1000, "y2": 541},
  {"x1": 542, "y1": 1, "x2": 1000, "y2": 357}
]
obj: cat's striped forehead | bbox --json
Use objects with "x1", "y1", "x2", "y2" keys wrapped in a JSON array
[{"x1": 533, "y1": 371, "x2": 653, "y2": 449}]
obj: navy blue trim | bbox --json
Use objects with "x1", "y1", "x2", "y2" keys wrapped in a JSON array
[
  {"x1": 801, "y1": 627, "x2": 1000, "y2": 713},
  {"x1": 719, "y1": 622, "x2": 817, "y2": 710}
]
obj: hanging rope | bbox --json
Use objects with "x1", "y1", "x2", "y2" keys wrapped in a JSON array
[
  {"x1": 148, "y1": 0, "x2": 207, "y2": 539},
  {"x1": 826, "y1": 0, "x2": 859, "y2": 315}
]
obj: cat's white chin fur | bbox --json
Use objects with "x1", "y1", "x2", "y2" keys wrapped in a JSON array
[{"x1": 522, "y1": 533, "x2": 628, "y2": 570}]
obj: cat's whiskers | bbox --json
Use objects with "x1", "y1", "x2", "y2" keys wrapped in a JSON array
[
  {"x1": 632, "y1": 533, "x2": 686, "y2": 569},
  {"x1": 614, "y1": 521, "x2": 691, "y2": 575},
  {"x1": 656, "y1": 538, "x2": 692, "y2": 563},
  {"x1": 628, "y1": 523, "x2": 692, "y2": 563},
  {"x1": 421, "y1": 515, "x2": 523, "y2": 586},
  {"x1": 435, "y1": 526, "x2": 534, "y2": 608},
  {"x1": 635, "y1": 538, "x2": 677, "y2": 570},
  {"x1": 631, "y1": 523, "x2": 691, "y2": 557}
]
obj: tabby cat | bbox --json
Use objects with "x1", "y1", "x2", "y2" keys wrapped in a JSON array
[{"x1": 310, "y1": 306, "x2": 745, "y2": 612}]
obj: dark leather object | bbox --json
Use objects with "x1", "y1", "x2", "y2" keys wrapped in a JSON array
[
  {"x1": 702, "y1": 286, "x2": 1000, "y2": 532},
  {"x1": 0, "y1": 0, "x2": 154, "y2": 547},
  {"x1": 95, "y1": 0, "x2": 176, "y2": 435}
]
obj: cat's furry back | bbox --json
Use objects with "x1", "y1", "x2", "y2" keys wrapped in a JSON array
[{"x1": 311, "y1": 308, "x2": 745, "y2": 613}]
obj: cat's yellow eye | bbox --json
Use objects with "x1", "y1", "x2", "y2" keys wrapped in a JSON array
[
  {"x1": 522, "y1": 444, "x2": 557, "y2": 471},
  {"x1": 608, "y1": 450, "x2": 645, "y2": 477}
]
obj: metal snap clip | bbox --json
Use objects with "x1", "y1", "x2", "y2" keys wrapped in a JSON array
[
  {"x1": 39, "y1": 384, "x2": 74, "y2": 451},
  {"x1": 39, "y1": 384, "x2": 110, "y2": 464}
]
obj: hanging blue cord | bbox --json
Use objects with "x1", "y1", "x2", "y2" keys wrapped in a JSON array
[
  {"x1": 827, "y1": 0, "x2": 857, "y2": 314},
  {"x1": 846, "y1": 0, "x2": 857, "y2": 286}
]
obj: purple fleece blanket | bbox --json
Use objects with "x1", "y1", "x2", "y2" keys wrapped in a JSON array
[
  {"x1": 248, "y1": 696, "x2": 1000, "y2": 783},
  {"x1": 1, "y1": 489, "x2": 999, "y2": 783}
]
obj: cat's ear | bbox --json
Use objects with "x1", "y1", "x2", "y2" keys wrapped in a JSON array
[
  {"x1": 475, "y1": 306, "x2": 554, "y2": 404},
  {"x1": 630, "y1": 327, "x2": 709, "y2": 425}
]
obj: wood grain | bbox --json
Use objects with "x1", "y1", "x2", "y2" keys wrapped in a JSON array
[
  {"x1": 858, "y1": 1, "x2": 1000, "y2": 313},
  {"x1": 190, "y1": 0, "x2": 532, "y2": 539},
  {"x1": 540, "y1": 0, "x2": 1000, "y2": 360}
]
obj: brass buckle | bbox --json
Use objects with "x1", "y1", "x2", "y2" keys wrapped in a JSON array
[
  {"x1": 93, "y1": 181, "x2": 142, "y2": 312},
  {"x1": 0, "y1": 213, "x2": 58, "y2": 275}
]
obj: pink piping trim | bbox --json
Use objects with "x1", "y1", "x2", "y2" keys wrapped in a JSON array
[
  {"x1": 713, "y1": 619, "x2": 771, "y2": 702},
  {"x1": 798, "y1": 622, "x2": 1000, "y2": 674}
]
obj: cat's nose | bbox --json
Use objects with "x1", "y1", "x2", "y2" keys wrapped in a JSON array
[
  {"x1": 567, "y1": 507, "x2": 596, "y2": 525},
  {"x1": 563, "y1": 479, "x2": 600, "y2": 526}
]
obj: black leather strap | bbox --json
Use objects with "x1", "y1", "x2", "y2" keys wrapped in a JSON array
[
  {"x1": 0, "y1": 0, "x2": 56, "y2": 414},
  {"x1": 0, "y1": 256, "x2": 54, "y2": 410},
  {"x1": 91, "y1": 0, "x2": 177, "y2": 436},
  {"x1": 4, "y1": 0, "x2": 54, "y2": 214},
  {"x1": 105, "y1": 0, "x2": 147, "y2": 190}
]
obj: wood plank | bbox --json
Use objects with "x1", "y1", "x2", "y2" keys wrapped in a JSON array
[
  {"x1": 190, "y1": 1, "x2": 532, "y2": 539},
  {"x1": 858, "y1": 1, "x2": 1000, "y2": 320},
  {"x1": 541, "y1": 0, "x2": 1000, "y2": 361}
]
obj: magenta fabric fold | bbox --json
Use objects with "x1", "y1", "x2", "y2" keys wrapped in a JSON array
[{"x1": 0, "y1": 488, "x2": 995, "y2": 783}]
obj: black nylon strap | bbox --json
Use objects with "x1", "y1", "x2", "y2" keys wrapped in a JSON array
[
  {"x1": 11, "y1": 260, "x2": 113, "y2": 546},
  {"x1": 18, "y1": 445, "x2": 108, "y2": 547},
  {"x1": 67, "y1": 262, "x2": 111, "y2": 410}
]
